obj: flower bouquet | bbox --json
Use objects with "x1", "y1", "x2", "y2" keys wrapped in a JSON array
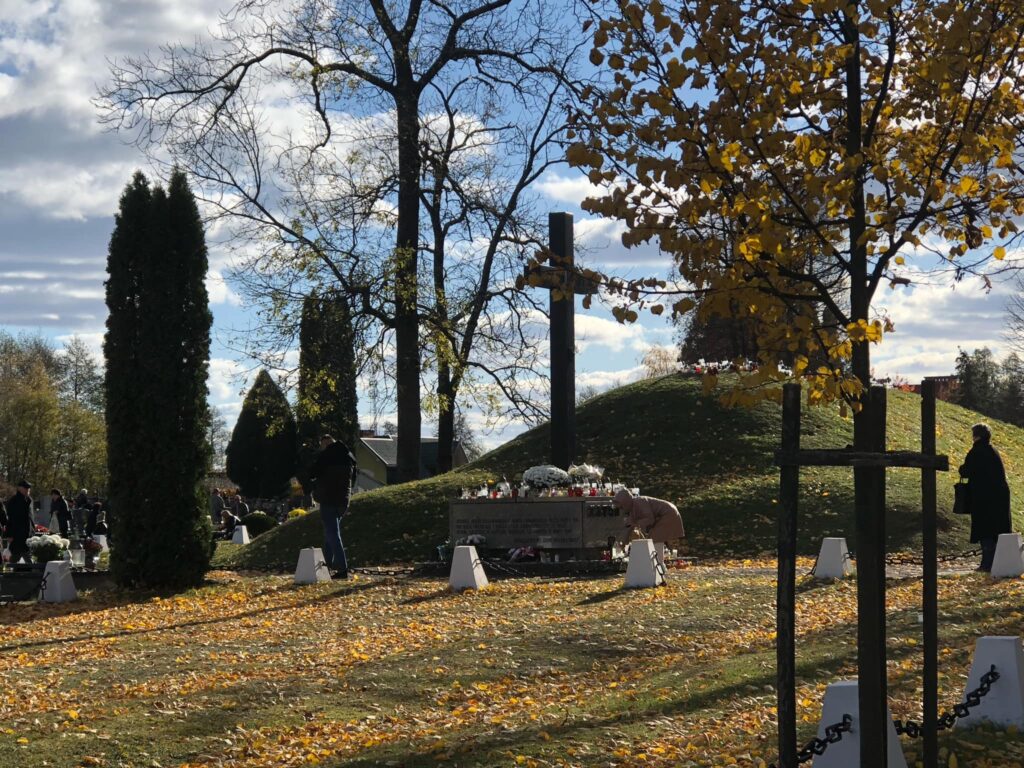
[
  {"x1": 568, "y1": 463, "x2": 604, "y2": 482},
  {"x1": 27, "y1": 534, "x2": 70, "y2": 564},
  {"x1": 522, "y1": 465, "x2": 571, "y2": 490}
]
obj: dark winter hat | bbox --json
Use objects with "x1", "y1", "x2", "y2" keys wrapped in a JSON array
[{"x1": 17, "y1": 480, "x2": 32, "y2": 489}]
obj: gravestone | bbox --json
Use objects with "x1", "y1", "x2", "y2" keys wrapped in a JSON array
[
  {"x1": 956, "y1": 636, "x2": 1024, "y2": 729},
  {"x1": 294, "y1": 548, "x2": 330, "y2": 584},
  {"x1": 813, "y1": 538, "x2": 853, "y2": 580},
  {"x1": 231, "y1": 525, "x2": 251, "y2": 545},
  {"x1": 624, "y1": 539, "x2": 664, "y2": 589},
  {"x1": 41, "y1": 560, "x2": 77, "y2": 603},
  {"x1": 449, "y1": 545, "x2": 488, "y2": 591},
  {"x1": 991, "y1": 533, "x2": 1024, "y2": 578}
]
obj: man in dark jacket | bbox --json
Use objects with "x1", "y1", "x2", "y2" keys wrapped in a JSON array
[
  {"x1": 7, "y1": 480, "x2": 34, "y2": 564},
  {"x1": 52, "y1": 489, "x2": 71, "y2": 537},
  {"x1": 959, "y1": 423, "x2": 1012, "y2": 572},
  {"x1": 309, "y1": 435, "x2": 357, "y2": 578}
]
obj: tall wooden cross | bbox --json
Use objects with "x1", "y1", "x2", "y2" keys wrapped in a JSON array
[
  {"x1": 525, "y1": 213, "x2": 598, "y2": 470},
  {"x1": 774, "y1": 382, "x2": 949, "y2": 768}
]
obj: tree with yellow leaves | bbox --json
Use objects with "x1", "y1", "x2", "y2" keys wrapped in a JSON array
[
  {"x1": 568, "y1": 0, "x2": 1024, "y2": 763},
  {"x1": 570, "y1": 0, "x2": 1024, "y2": 416}
]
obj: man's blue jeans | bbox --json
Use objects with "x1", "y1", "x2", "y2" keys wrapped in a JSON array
[{"x1": 319, "y1": 505, "x2": 348, "y2": 574}]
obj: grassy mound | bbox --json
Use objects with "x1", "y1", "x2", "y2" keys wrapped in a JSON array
[{"x1": 213, "y1": 374, "x2": 1024, "y2": 569}]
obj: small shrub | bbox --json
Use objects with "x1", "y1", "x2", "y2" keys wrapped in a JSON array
[{"x1": 241, "y1": 511, "x2": 278, "y2": 537}]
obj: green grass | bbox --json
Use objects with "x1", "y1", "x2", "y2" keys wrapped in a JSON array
[
  {"x1": 4, "y1": 567, "x2": 1024, "y2": 767},
  {"x1": 214, "y1": 374, "x2": 1024, "y2": 570}
]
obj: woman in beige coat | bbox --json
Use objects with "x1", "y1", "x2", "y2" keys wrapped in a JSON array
[{"x1": 613, "y1": 489, "x2": 685, "y2": 543}]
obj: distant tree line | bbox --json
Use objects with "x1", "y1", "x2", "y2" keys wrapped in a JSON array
[
  {"x1": 0, "y1": 332, "x2": 106, "y2": 494},
  {"x1": 954, "y1": 348, "x2": 1024, "y2": 428}
]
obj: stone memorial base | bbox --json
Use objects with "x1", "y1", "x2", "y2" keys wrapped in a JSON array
[
  {"x1": 41, "y1": 560, "x2": 77, "y2": 603},
  {"x1": 294, "y1": 548, "x2": 330, "y2": 584},
  {"x1": 449, "y1": 545, "x2": 488, "y2": 591},
  {"x1": 956, "y1": 636, "x2": 1024, "y2": 729},
  {"x1": 991, "y1": 533, "x2": 1024, "y2": 578},
  {"x1": 813, "y1": 537, "x2": 853, "y2": 579},
  {"x1": 813, "y1": 680, "x2": 907, "y2": 767},
  {"x1": 231, "y1": 525, "x2": 251, "y2": 545}
]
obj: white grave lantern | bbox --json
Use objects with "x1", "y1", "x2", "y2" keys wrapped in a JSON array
[
  {"x1": 294, "y1": 547, "x2": 330, "y2": 584},
  {"x1": 41, "y1": 560, "x2": 77, "y2": 603},
  {"x1": 812, "y1": 680, "x2": 907, "y2": 767},
  {"x1": 231, "y1": 525, "x2": 251, "y2": 545},
  {"x1": 813, "y1": 538, "x2": 853, "y2": 580},
  {"x1": 955, "y1": 636, "x2": 1024, "y2": 730},
  {"x1": 991, "y1": 533, "x2": 1024, "y2": 578},
  {"x1": 449, "y1": 545, "x2": 488, "y2": 591},
  {"x1": 624, "y1": 539, "x2": 665, "y2": 589}
]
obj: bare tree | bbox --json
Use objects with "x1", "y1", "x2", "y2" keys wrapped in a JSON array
[{"x1": 99, "y1": 0, "x2": 581, "y2": 483}]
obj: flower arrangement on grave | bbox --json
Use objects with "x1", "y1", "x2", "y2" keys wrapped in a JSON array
[
  {"x1": 27, "y1": 534, "x2": 70, "y2": 564},
  {"x1": 522, "y1": 465, "x2": 571, "y2": 490},
  {"x1": 568, "y1": 463, "x2": 604, "y2": 482}
]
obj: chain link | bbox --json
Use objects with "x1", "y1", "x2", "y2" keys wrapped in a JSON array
[
  {"x1": 348, "y1": 565, "x2": 420, "y2": 578},
  {"x1": 768, "y1": 714, "x2": 853, "y2": 767},
  {"x1": 894, "y1": 665, "x2": 999, "y2": 737}
]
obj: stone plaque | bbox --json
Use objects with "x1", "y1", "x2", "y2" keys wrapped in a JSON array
[
  {"x1": 450, "y1": 500, "x2": 583, "y2": 548},
  {"x1": 581, "y1": 501, "x2": 626, "y2": 548}
]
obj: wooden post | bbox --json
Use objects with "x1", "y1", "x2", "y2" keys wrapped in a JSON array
[
  {"x1": 777, "y1": 383, "x2": 800, "y2": 768},
  {"x1": 921, "y1": 380, "x2": 938, "y2": 767},
  {"x1": 857, "y1": 386, "x2": 888, "y2": 766},
  {"x1": 549, "y1": 212, "x2": 575, "y2": 470}
]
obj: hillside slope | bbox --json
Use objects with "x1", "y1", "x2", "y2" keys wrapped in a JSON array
[{"x1": 215, "y1": 374, "x2": 1024, "y2": 569}]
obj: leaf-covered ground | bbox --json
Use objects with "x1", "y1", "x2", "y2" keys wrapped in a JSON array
[
  {"x1": 215, "y1": 375, "x2": 1024, "y2": 570},
  {"x1": 3, "y1": 566, "x2": 1024, "y2": 767}
]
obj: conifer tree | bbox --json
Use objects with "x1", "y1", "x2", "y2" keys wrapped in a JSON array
[
  {"x1": 226, "y1": 371, "x2": 297, "y2": 498},
  {"x1": 105, "y1": 169, "x2": 213, "y2": 588},
  {"x1": 295, "y1": 292, "x2": 359, "y2": 491}
]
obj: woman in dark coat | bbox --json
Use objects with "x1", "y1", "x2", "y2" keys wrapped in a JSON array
[{"x1": 959, "y1": 423, "x2": 1012, "y2": 572}]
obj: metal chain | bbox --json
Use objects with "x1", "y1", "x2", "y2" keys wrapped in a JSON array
[
  {"x1": 844, "y1": 548, "x2": 984, "y2": 567},
  {"x1": 348, "y1": 565, "x2": 420, "y2": 578},
  {"x1": 894, "y1": 665, "x2": 999, "y2": 738},
  {"x1": 768, "y1": 714, "x2": 853, "y2": 768},
  {"x1": 479, "y1": 557, "x2": 529, "y2": 578}
]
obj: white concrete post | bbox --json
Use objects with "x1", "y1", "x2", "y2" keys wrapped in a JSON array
[
  {"x1": 812, "y1": 681, "x2": 907, "y2": 767},
  {"x1": 294, "y1": 547, "x2": 330, "y2": 584},
  {"x1": 991, "y1": 533, "x2": 1024, "y2": 578},
  {"x1": 624, "y1": 539, "x2": 665, "y2": 589},
  {"x1": 40, "y1": 560, "x2": 77, "y2": 603},
  {"x1": 956, "y1": 636, "x2": 1024, "y2": 729},
  {"x1": 231, "y1": 525, "x2": 251, "y2": 545},
  {"x1": 449, "y1": 545, "x2": 488, "y2": 591},
  {"x1": 813, "y1": 538, "x2": 853, "y2": 580}
]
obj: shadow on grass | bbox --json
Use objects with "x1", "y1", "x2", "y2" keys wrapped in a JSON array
[
  {"x1": 576, "y1": 586, "x2": 631, "y2": 606},
  {"x1": 0, "y1": 580, "x2": 383, "y2": 650}
]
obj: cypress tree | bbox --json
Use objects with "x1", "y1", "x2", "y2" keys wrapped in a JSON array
[
  {"x1": 105, "y1": 169, "x2": 213, "y2": 588},
  {"x1": 295, "y1": 292, "x2": 359, "y2": 491},
  {"x1": 226, "y1": 371, "x2": 297, "y2": 498}
]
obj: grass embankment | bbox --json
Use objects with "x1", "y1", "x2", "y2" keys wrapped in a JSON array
[
  {"x1": 214, "y1": 374, "x2": 1024, "y2": 570},
  {"x1": 2, "y1": 567, "x2": 1024, "y2": 767}
]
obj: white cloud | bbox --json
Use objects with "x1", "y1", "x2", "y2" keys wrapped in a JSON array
[
  {"x1": 535, "y1": 172, "x2": 607, "y2": 206},
  {"x1": 577, "y1": 366, "x2": 646, "y2": 390},
  {"x1": 206, "y1": 269, "x2": 242, "y2": 306},
  {"x1": 575, "y1": 313, "x2": 647, "y2": 353}
]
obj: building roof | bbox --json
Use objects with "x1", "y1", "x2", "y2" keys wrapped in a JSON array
[{"x1": 360, "y1": 436, "x2": 464, "y2": 477}]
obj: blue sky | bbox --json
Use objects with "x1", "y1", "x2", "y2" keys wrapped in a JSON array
[{"x1": 0, "y1": 0, "x2": 1020, "y2": 449}]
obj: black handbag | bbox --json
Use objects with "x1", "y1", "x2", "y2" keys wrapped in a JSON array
[{"x1": 953, "y1": 479, "x2": 970, "y2": 515}]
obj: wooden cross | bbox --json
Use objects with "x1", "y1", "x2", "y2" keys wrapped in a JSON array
[{"x1": 774, "y1": 382, "x2": 948, "y2": 768}]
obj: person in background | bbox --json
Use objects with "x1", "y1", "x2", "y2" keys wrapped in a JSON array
[
  {"x1": 51, "y1": 489, "x2": 71, "y2": 537},
  {"x1": 73, "y1": 489, "x2": 90, "y2": 535},
  {"x1": 6, "y1": 481, "x2": 34, "y2": 564},
  {"x1": 210, "y1": 488, "x2": 225, "y2": 526},
  {"x1": 85, "y1": 502, "x2": 102, "y2": 537},
  {"x1": 218, "y1": 507, "x2": 241, "y2": 539},
  {"x1": 613, "y1": 488, "x2": 685, "y2": 546},
  {"x1": 959, "y1": 423, "x2": 1012, "y2": 572},
  {"x1": 309, "y1": 435, "x2": 357, "y2": 579},
  {"x1": 232, "y1": 494, "x2": 249, "y2": 517}
]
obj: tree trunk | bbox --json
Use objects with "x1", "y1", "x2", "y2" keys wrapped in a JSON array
[
  {"x1": 437, "y1": 362, "x2": 455, "y2": 474},
  {"x1": 393, "y1": 84, "x2": 422, "y2": 484}
]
